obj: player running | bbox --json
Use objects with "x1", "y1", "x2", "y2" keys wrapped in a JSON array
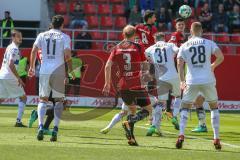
[
  {"x1": 0, "y1": 30, "x2": 27, "y2": 127},
  {"x1": 103, "y1": 25, "x2": 152, "y2": 146},
  {"x1": 28, "y1": 15, "x2": 74, "y2": 141},
  {"x1": 176, "y1": 22, "x2": 224, "y2": 150},
  {"x1": 145, "y1": 32, "x2": 180, "y2": 136}
]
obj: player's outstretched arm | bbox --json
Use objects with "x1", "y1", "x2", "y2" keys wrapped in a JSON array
[
  {"x1": 28, "y1": 45, "x2": 38, "y2": 77},
  {"x1": 211, "y1": 49, "x2": 224, "y2": 72}
]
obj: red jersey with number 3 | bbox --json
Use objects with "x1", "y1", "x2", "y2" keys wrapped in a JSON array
[
  {"x1": 169, "y1": 31, "x2": 185, "y2": 47},
  {"x1": 135, "y1": 24, "x2": 158, "y2": 49},
  {"x1": 108, "y1": 40, "x2": 146, "y2": 90}
]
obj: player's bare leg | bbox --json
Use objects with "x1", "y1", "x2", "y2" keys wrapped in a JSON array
[
  {"x1": 176, "y1": 102, "x2": 191, "y2": 149},
  {"x1": 209, "y1": 102, "x2": 221, "y2": 150},
  {"x1": 192, "y1": 95, "x2": 207, "y2": 132},
  {"x1": 15, "y1": 95, "x2": 27, "y2": 127}
]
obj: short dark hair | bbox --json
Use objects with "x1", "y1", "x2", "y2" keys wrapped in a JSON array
[
  {"x1": 175, "y1": 18, "x2": 185, "y2": 23},
  {"x1": 52, "y1": 15, "x2": 64, "y2": 29},
  {"x1": 144, "y1": 10, "x2": 155, "y2": 22},
  {"x1": 11, "y1": 30, "x2": 21, "y2": 37},
  {"x1": 5, "y1": 11, "x2": 10, "y2": 14}
]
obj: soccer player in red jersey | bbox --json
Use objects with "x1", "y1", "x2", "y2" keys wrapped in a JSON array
[
  {"x1": 169, "y1": 18, "x2": 186, "y2": 47},
  {"x1": 135, "y1": 10, "x2": 158, "y2": 49},
  {"x1": 103, "y1": 25, "x2": 152, "y2": 146}
]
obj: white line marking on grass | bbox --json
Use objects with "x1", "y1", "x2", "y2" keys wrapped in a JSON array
[{"x1": 137, "y1": 126, "x2": 240, "y2": 149}]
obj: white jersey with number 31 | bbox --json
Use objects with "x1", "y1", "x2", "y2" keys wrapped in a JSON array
[
  {"x1": 177, "y1": 36, "x2": 219, "y2": 85},
  {"x1": 34, "y1": 29, "x2": 71, "y2": 75},
  {"x1": 145, "y1": 41, "x2": 179, "y2": 81}
]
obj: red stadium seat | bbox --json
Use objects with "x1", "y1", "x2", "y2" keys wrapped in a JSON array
[
  {"x1": 92, "y1": 42, "x2": 104, "y2": 50},
  {"x1": 103, "y1": 32, "x2": 118, "y2": 40},
  {"x1": 215, "y1": 33, "x2": 230, "y2": 43},
  {"x1": 98, "y1": 4, "x2": 111, "y2": 14},
  {"x1": 220, "y1": 45, "x2": 232, "y2": 54},
  {"x1": 231, "y1": 35, "x2": 240, "y2": 43},
  {"x1": 203, "y1": 33, "x2": 215, "y2": 41},
  {"x1": 95, "y1": 0, "x2": 108, "y2": 2},
  {"x1": 110, "y1": 0, "x2": 123, "y2": 3},
  {"x1": 90, "y1": 32, "x2": 103, "y2": 40},
  {"x1": 69, "y1": 1, "x2": 76, "y2": 13},
  {"x1": 117, "y1": 32, "x2": 123, "y2": 40},
  {"x1": 54, "y1": 2, "x2": 67, "y2": 14},
  {"x1": 84, "y1": 4, "x2": 97, "y2": 14},
  {"x1": 63, "y1": 15, "x2": 70, "y2": 27},
  {"x1": 236, "y1": 47, "x2": 240, "y2": 54},
  {"x1": 115, "y1": 17, "x2": 127, "y2": 28},
  {"x1": 86, "y1": 16, "x2": 99, "y2": 28},
  {"x1": 112, "y1": 5, "x2": 125, "y2": 15},
  {"x1": 101, "y1": 16, "x2": 113, "y2": 28}
]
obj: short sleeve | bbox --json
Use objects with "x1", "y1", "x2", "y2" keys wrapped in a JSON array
[
  {"x1": 64, "y1": 35, "x2": 71, "y2": 50},
  {"x1": 211, "y1": 41, "x2": 219, "y2": 55},
  {"x1": 177, "y1": 46, "x2": 186, "y2": 62},
  {"x1": 9, "y1": 48, "x2": 18, "y2": 62},
  {"x1": 33, "y1": 33, "x2": 42, "y2": 49}
]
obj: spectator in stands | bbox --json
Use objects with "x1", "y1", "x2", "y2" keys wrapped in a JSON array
[
  {"x1": 128, "y1": 5, "x2": 142, "y2": 25},
  {"x1": 69, "y1": 3, "x2": 88, "y2": 29},
  {"x1": 1, "y1": 11, "x2": 14, "y2": 47},
  {"x1": 75, "y1": 27, "x2": 92, "y2": 49},
  {"x1": 165, "y1": 0, "x2": 180, "y2": 18},
  {"x1": 224, "y1": 0, "x2": 237, "y2": 13},
  {"x1": 139, "y1": 0, "x2": 154, "y2": 16},
  {"x1": 123, "y1": 0, "x2": 137, "y2": 22},
  {"x1": 228, "y1": 4, "x2": 240, "y2": 32},
  {"x1": 157, "y1": 6, "x2": 172, "y2": 31},
  {"x1": 213, "y1": 3, "x2": 229, "y2": 33},
  {"x1": 199, "y1": 2, "x2": 213, "y2": 32}
]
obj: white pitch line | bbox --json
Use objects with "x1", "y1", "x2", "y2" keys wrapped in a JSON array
[{"x1": 137, "y1": 125, "x2": 240, "y2": 149}]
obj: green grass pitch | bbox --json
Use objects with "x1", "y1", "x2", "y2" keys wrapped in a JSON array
[{"x1": 0, "y1": 106, "x2": 240, "y2": 160}]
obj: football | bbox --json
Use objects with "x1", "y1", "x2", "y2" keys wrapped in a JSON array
[{"x1": 179, "y1": 5, "x2": 192, "y2": 18}]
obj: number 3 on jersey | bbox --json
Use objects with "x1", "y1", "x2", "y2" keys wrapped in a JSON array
[
  {"x1": 123, "y1": 53, "x2": 131, "y2": 71},
  {"x1": 154, "y1": 48, "x2": 167, "y2": 64}
]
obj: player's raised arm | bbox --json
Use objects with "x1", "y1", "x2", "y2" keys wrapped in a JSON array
[{"x1": 211, "y1": 46, "x2": 224, "y2": 72}]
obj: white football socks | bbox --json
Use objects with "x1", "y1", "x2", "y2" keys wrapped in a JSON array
[
  {"x1": 54, "y1": 101, "x2": 64, "y2": 128},
  {"x1": 38, "y1": 102, "x2": 47, "y2": 128},
  {"x1": 152, "y1": 103, "x2": 163, "y2": 130},
  {"x1": 17, "y1": 99, "x2": 26, "y2": 123},
  {"x1": 179, "y1": 109, "x2": 189, "y2": 136},
  {"x1": 107, "y1": 113, "x2": 123, "y2": 129},
  {"x1": 211, "y1": 109, "x2": 220, "y2": 139},
  {"x1": 173, "y1": 98, "x2": 181, "y2": 117}
]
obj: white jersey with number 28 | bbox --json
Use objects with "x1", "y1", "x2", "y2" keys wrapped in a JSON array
[
  {"x1": 145, "y1": 41, "x2": 179, "y2": 81},
  {"x1": 177, "y1": 36, "x2": 219, "y2": 85},
  {"x1": 34, "y1": 29, "x2": 71, "y2": 75}
]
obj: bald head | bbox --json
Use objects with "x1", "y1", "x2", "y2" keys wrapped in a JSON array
[
  {"x1": 191, "y1": 22, "x2": 203, "y2": 37},
  {"x1": 123, "y1": 25, "x2": 136, "y2": 39}
]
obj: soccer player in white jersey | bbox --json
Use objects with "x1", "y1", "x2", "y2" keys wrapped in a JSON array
[
  {"x1": 28, "y1": 15, "x2": 74, "y2": 141},
  {"x1": 0, "y1": 30, "x2": 27, "y2": 127},
  {"x1": 176, "y1": 22, "x2": 224, "y2": 150},
  {"x1": 145, "y1": 32, "x2": 180, "y2": 136}
]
